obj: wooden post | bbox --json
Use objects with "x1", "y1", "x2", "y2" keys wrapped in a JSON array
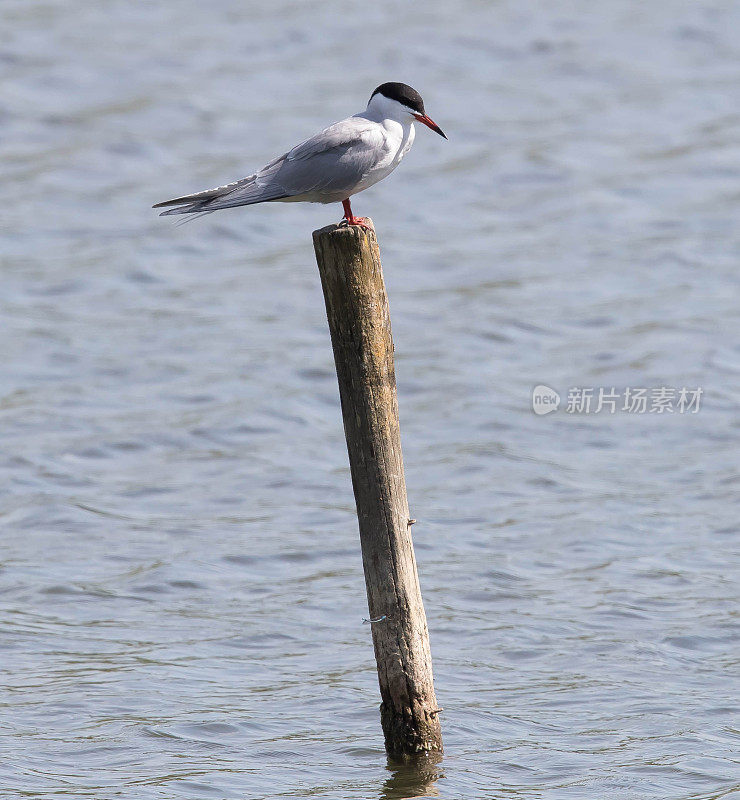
[{"x1": 312, "y1": 220, "x2": 443, "y2": 759}]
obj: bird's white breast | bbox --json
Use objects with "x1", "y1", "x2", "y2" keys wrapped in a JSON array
[{"x1": 351, "y1": 118, "x2": 415, "y2": 195}]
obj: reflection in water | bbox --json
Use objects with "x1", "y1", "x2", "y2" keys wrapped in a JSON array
[{"x1": 380, "y1": 753, "x2": 444, "y2": 800}]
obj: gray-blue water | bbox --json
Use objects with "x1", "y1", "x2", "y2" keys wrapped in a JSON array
[{"x1": 2, "y1": 1, "x2": 739, "y2": 798}]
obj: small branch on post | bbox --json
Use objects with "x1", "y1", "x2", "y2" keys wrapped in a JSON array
[{"x1": 312, "y1": 219, "x2": 443, "y2": 760}]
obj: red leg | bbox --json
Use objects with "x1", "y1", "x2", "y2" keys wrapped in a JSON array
[{"x1": 340, "y1": 198, "x2": 372, "y2": 230}]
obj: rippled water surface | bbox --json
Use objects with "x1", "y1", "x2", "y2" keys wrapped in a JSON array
[{"x1": 2, "y1": 1, "x2": 739, "y2": 798}]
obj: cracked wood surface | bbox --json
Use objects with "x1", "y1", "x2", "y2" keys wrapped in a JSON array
[{"x1": 313, "y1": 220, "x2": 442, "y2": 759}]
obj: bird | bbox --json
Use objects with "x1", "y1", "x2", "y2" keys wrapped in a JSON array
[{"x1": 153, "y1": 82, "x2": 446, "y2": 228}]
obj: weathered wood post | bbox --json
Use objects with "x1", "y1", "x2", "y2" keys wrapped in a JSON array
[{"x1": 312, "y1": 220, "x2": 443, "y2": 759}]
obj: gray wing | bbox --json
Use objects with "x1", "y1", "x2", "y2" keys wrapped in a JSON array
[{"x1": 155, "y1": 118, "x2": 384, "y2": 216}]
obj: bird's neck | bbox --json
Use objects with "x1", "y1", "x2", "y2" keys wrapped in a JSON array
[{"x1": 355, "y1": 107, "x2": 413, "y2": 140}]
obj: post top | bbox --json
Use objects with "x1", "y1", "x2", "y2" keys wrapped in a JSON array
[{"x1": 312, "y1": 219, "x2": 376, "y2": 241}]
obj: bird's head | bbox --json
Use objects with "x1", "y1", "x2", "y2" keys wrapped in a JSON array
[{"x1": 368, "y1": 82, "x2": 447, "y2": 139}]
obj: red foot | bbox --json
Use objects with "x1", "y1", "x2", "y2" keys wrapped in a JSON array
[
  {"x1": 340, "y1": 215, "x2": 372, "y2": 230},
  {"x1": 340, "y1": 199, "x2": 373, "y2": 230}
]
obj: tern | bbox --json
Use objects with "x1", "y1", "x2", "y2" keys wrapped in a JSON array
[{"x1": 153, "y1": 82, "x2": 446, "y2": 227}]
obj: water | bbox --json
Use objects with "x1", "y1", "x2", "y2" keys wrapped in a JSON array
[{"x1": 2, "y1": 1, "x2": 739, "y2": 798}]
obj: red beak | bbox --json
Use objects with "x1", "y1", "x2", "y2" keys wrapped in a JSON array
[{"x1": 413, "y1": 113, "x2": 447, "y2": 139}]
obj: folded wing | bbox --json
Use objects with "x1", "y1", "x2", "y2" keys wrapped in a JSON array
[{"x1": 154, "y1": 118, "x2": 384, "y2": 215}]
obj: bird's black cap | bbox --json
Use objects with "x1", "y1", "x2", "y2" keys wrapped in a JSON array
[{"x1": 371, "y1": 82, "x2": 425, "y2": 115}]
